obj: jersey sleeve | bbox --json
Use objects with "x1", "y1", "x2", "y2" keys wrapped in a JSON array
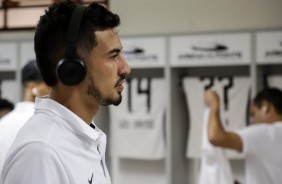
[{"x1": 2, "y1": 142, "x2": 70, "y2": 184}]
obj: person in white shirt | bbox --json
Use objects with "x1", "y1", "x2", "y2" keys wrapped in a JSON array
[
  {"x1": 204, "y1": 88, "x2": 282, "y2": 184},
  {"x1": 0, "y1": 60, "x2": 49, "y2": 174},
  {"x1": 1, "y1": 1, "x2": 130, "y2": 184}
]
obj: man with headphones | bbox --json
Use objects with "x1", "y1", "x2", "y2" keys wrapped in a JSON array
[
  {"x1": 1, "y1": 1, "x2": 130, "y2": 184},
  {"x1": 204, "y1": 88, "x2": 282, "y2": 184}
]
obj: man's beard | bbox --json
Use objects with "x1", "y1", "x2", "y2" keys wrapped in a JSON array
[{"x1": 87, "y1": 81, "x2": 122, "y2": 106}]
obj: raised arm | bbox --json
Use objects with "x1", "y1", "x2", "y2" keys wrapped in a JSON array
[{"x1": 204, "y1": 89, "x2": 243, "y2": 152}]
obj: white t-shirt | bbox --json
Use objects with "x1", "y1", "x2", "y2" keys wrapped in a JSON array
[
  {"x1": 1, "y1": 97, "x2": 111, "y2": 184},
  {"x1": 0, "y1": 101, "x2": 35, "y2": 173},
  {"x1": 109, "y1": 78, "x2": 166, "y2": 160},
  {"x1": 236, "y1": 122, "x2": 282, "y2": 184}
]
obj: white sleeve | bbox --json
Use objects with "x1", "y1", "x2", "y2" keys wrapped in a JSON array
[
  {"x1": 235, "y1": 125, "x2": 265, "y2": 156},
  {"x1": 235, "y1": 128, "x2": 249, "y2": 156},
  {"x1": 2, "y1": 142, "x2": 70, "y2": 184}
]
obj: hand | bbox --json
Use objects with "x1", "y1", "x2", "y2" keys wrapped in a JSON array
[{"x1": 204, "y1": 89, "x2": 220, "y2": 110}]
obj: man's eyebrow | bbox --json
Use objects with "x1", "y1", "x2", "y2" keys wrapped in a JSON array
[{"x1": 107, "y1": 48, "x2": 122, "y2": 55}]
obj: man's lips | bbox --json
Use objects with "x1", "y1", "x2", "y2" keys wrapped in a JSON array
[
  {"x1": 115, "y1": 79, "x2": 125, "y2": 92},
  {"x1": 116, "y1": 84, "x2": 124, "y2": 92}
]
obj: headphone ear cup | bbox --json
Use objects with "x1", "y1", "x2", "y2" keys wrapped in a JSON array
[{"x1": 57, "y1": 58, "x2": 86, "y2": 85}]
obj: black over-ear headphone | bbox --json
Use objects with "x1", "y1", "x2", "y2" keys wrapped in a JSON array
[{"x1": 57, "y1": 5, "x2": 87, "y2": 85}]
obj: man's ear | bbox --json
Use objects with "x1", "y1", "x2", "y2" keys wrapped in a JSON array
[
  {"x1": 25, "y1": 81, "x2": 39, "y2": 96},
  {"x1": 261, "y1": 100, "x2": 270, "y2": 113},
  {"x1": 32, "y1": 87, "x2": 40, "y2": 96},
  {"x1": 261, "y1": 105, "x2": 267, "y2": 113}
]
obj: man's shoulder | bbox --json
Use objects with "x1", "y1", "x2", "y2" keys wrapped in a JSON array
[{"x1": 236, "y1": 122, "x2": 282, "y2": 142}]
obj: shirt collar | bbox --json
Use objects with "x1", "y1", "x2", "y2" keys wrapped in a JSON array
[{"x1": 34, "y1": 97, "x2": 102, "y2": 141}]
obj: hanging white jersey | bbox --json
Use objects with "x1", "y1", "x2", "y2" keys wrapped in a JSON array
[
  {"x1": 198, "y1": 107, "x2": 234, "y2": 184},
  {"x1": 182, "y1": 77, "x2": 212, "y2": 158},
  {"x1": 183, "y1": 76, "x2": 250, "y2": 159},
  {"x1": 109, "y1": 78, "x2": 166, "y2": 160}
]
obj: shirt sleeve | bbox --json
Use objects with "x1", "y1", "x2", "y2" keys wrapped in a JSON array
[
  {"x1": 2, "y1": 142, "x2": 70, "y2": 184},
  {"x1": 235, "y1": 124, "x2": 266, "y2": 157}
]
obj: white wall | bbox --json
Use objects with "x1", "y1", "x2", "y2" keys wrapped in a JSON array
[{"x1": 110, "y1": 0, "x2": 282, "y2": 35}]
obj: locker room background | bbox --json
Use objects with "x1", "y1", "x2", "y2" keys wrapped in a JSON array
[{"x1": 1, "y1": 0, "x2": 282, "y2": 184}]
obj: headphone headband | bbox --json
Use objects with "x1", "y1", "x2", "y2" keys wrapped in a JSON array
[{"x1": 65, "y1": 5, "x2": 86, "y2": 60}]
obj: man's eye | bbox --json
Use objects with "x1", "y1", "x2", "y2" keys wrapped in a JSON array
[{"x1": 109, "y1": 54, "x2": 117, "y2": 59}]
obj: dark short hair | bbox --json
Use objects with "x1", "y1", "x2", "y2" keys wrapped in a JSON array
[
  {"x1": 0, "y1": 98, "x2": 14, "y2": 110},
  {"x1": 253, "y1": 88, "x2": 282, "y2": 115},
  {"x1": 34, "y1": 0, "x2": 120, "y2": 86},
  {"x1": 21, "y1": 60, "x2": 42, "y2": 84}
]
